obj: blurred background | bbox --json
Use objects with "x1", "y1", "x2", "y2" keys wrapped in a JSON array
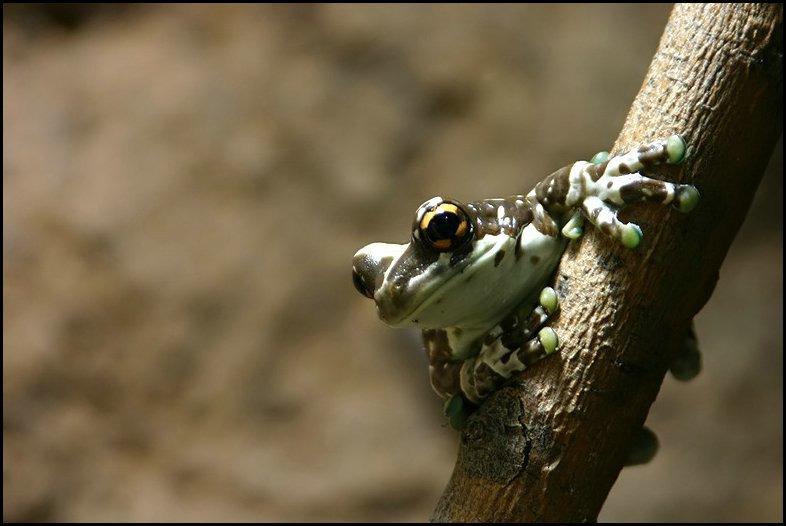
[{"x1": 3, "y1": 4, "x2": 782, "y2": 522}]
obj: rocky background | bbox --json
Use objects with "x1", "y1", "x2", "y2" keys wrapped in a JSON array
[{"x1": 3, "y1": 4, "x2": 782, "y2": 522}]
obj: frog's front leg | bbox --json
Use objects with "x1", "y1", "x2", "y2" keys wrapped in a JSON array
[
  {"x1": 566, "y1": 135, "x2": 699, "y2": 248},
  {"x1": 533, "y1": 135, "x2": 699, "y2": 249}
]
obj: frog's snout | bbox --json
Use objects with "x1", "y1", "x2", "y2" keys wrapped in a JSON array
[
  {"x1": 352, "y1": 260, "x2": 376, "y2": 299},
  {"x1": 352, "y1": 242, "x2": 398, "y2": 302}
]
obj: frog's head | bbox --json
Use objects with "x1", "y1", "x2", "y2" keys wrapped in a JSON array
[{"x1": 353, "y1": 196, "x2": 503, "y2": 329}]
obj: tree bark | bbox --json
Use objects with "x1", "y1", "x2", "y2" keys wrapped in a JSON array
[{"x1": 432, "y1": 3, "x2": 782, "y2": 522}]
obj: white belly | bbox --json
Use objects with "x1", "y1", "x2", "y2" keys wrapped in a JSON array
[{"x1": 413, "y1": 223, "x2": 566, "y2": 332}]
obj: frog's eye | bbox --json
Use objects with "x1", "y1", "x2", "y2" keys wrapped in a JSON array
[{"x1": 417, "y1": 201, "x2": 472, "y2": 252}]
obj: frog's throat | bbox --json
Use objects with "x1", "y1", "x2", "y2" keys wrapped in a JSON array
[{"x1": 392, "y1": 231, "x2": 514, "y2": 329}]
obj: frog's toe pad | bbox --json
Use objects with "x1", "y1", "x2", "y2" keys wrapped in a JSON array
[
  {"x1": 444, "y1": 394, "x2": 474, "y2": 430},
  {"x1": 539, "y1": 287, "x2": 559, "y2": 315},
  {"x1": 562, "y1": 224, "x2": 584, "y2": 239},
  {"x1": 561, "y1": 211, "x2": 585, "y2": 240},
  {"x1": 670, "y1": 346, "x2": 702, "y2": 382},
  {"x1": 674, "y1": 185, "x2": 700, "y2": 213},
  {"x1": 666, "y1": 134, "x2": 687, "y2": 164},
  {"x1": 538, "y1": 327, "x2": 559, "y2": 355},
  {"x1": 625, "y1": 426, "x2": 659, "y2": 466},
  {"x1": 590, "y1": 150, "x2": 610, "y2": 165},
  {"x1": 620, "y1": 223, "x2": 643, "y2": 249},
  {"x1": 562, "y1": 218, "x2": 584, "y2": 239}
]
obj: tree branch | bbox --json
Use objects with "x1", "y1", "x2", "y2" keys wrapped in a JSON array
[{"x1": 432, "y1": 4, "x2": 783, "y2": 522}]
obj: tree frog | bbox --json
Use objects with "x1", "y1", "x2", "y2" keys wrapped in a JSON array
[{"x1": 352, "y1": 136, "x2": 700, "y2": 430}]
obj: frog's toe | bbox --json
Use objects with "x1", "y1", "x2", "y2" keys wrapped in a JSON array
[
  {"x1": 562, "y1": 225, "x2": 583, "y2": 239},
  {"x1": 444, "y1": 394, "x2": 474, "y2": 430},
  {"x1": 620, "y1": 222, "x2": 643, "y2": 249},
  {"x1": 670, "y1": 329, "x2": 702, "y2": 381},
  {"x1": 539, "y1": 287, "x2": 559, "y2": 315},
  {"x1": 561, "y1": 211, "x2": 584, "y2": 240},
  {"x1": 665, "y1": 134, "x2": 687, "y2": 164},
  {"x1": 625, "y1": 426, "x2": 659, "y2": 466},
  {"x1": 538, "y1": 327, "x2": 559, "y2": 355},
  {"x1": 590, "y1": 150, "x2": 610, "y2": 165},
  {"x1": 670, "y1": 350, "x2": 701, "y2": 381},
  {"x1": 443, "y1": 393, "x2": 463, "y2": 418},
  {"x1": 673, "y1": 184, "x2": 700, "y2": 213}
]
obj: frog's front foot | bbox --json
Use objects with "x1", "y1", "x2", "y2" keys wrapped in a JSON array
[{"x1": 577, "y1": 135, "x2": 699, "y2": 249}]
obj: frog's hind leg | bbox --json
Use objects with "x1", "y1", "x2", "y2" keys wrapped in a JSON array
[
  {"x1": 459, "y1": 288, "x2": 560, "y2": 405},
  {"x1": 459, "y1": 326, "x2": 560, "y2": 406}
]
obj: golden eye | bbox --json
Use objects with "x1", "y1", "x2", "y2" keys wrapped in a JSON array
[{"x1": 417, "y1": 201, "x2": 472, "y2": 252}]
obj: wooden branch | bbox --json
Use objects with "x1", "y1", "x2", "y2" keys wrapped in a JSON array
[{"x1": 432, "y1": 4, "x2": 783, "y2": 522}]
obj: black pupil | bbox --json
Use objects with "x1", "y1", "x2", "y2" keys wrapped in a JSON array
[{"x1": 426, "y1": 211, "x2": 461, "y2": 242}]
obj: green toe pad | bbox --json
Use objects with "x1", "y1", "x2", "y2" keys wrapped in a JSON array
[
  {"x1": 625, "y1": 427, "x2": 659, "y2": 466},
  {"x1": 666, "y1": 134, "x2": 687, "y2": 164},
  {"x1": 444, "y1": 395, "x2": 474, "y2": 430},
  {"x1": 562, "y1": 225, "x2": 583, "y2": 239},
  {"x1": 590, "y1": 151, "x2": 610, "y2": 165},
  {"x1": 443, "y1": 394, "x2": 464, "y2": 418},
  {"x1": 675, "y1": 185, "x2": 700, "y2": 213},
  {"x1": 539, "y1": 287, "x2": 558, "y2": 314},
  {"x1": 561, "y1": 212, "x2": 585, "y2": 240},
  {"x1": 670, "y1": 347, "x2": 702, "y2": 382},
  {"x1": 621, "y1": 223, "x2": 643, "y2": 249},
  {"x1": 539, "y1": 327, "x2": 559, "y2": 355}
]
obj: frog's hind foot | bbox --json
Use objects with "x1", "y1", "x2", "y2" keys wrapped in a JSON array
[
  {"x1": 459, "y1": 326, "x2": 560, "y2": 407},
  {"x1": 458, "y1": 288, "x2": 560, "y2": 407},
  {"x1": 669, "y1": 322, "x2": 702, "y2": 381}
]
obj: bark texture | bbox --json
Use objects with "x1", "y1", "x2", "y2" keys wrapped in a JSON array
[{"x1": 432, "y1": 3, "x2": 783, "y2": 522}]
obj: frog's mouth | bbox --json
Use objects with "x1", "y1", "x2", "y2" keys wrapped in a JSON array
[{"x1": 375, "y1": 233, "x2": 510, "y2": 328}]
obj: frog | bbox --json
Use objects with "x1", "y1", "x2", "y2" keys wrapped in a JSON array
[{"x1": 352, "y1": 135, "x2": 701, "y2": 439}]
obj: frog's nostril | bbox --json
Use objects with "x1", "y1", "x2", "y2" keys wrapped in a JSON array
[{"x1": 352, "y1": 266, "x2": 375, "y2": 299}]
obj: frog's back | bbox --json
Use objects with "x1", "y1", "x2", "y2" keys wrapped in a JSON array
[{"x1": 465, "y1": 195, "x2": 533, "y2": 239}]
